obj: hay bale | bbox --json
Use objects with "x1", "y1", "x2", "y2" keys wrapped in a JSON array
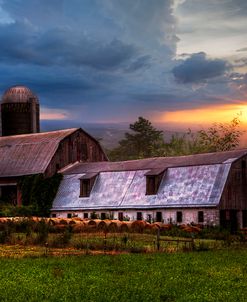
[
  {"x1": 53, "y1": 224, "x2": 68, "y2": 233},
  {"x1": 190, "y1": 226, "x2": 201, "y2": 233},
  {"x1": 59, "y1": 219, "x2": 68, "y2": 225},
  {"x1": 0, "y1": 218, "x2": 8, "y2": 224},
  {"x1": 179, "y1": 224, "x2": 187, "y2": 230},
  {"x1": 130, "y1": 220, "x2": 147, "y2": 233},
  {"x1": 48, "y1": 218, "x2": 61, "y2": 225},
  {"x1": 72, "y1": 223, "x2": 85, "y2": 233},
  {"x1": 87, "y1": 219, "x2": 100, "y2": 227},
  {"x1": 108, "y1": 221, "x2": 120, "y2": 233},
  {"x1": 161, "y1": 224, "x2": 172, "y2": 231},
  {"x1": 97, "y1": 220, "x2": 107, "y2": 231},
  {"x1": 30, "y1": 217, "x2": 41, "y2": 223},
  {"x1": 84, "y1": 219, "x2": 101, "y2": 231},
  {"x1": 149, "y1": 223, "x2": 160, "y2": 231},
  {"x1": 73, "y1": 217, "x2": 83, "y2": 221},
  {"x1": 119, "y1": 222, "x2": 131, "y2": 233},
  {"x1": 69, "y1": 219, "x2": 82, "y2": 225}
]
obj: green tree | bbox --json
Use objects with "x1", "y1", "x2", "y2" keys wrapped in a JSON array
[
  {"x1": 108, "y1": 117, "x2": 165, "y2": 160},
  {"x1": 197, "y1": 116, "x2": 242, "y2": 152},
  {"x1": 163, "y1": 130, "x2": 203, "y2": 156},
  {"x1": 108, "y1": 116, "x2": 243, "y2": 160},
  {"x1": 164, "y1": 116, "x2": 243, "y2": 156}
]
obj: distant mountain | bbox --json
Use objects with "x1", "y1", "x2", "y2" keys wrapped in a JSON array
[{"x1": 41, "y1": 120, "x2": 185, "y2": 150}]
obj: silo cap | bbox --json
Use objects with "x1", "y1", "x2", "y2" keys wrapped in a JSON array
[{"x1": 1, "y1": 85, "x2": 39, "y2": 104}]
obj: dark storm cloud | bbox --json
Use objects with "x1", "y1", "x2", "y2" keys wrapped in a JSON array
[
  {"x1": 0, "y1": 0, "x2": 244, "y2": 123},
  {"x1": 0, "y1": 21, "x2": 141, "y2": 71},
  {"x1": 172, "y1": 52, "x2": 230, "y2": 83},
  {"x1": 134, "y1": 92, "x2": 228, "y2": 110},
  {"x1": 124, "y1": 55, "x2": 152, "y2": 72}
]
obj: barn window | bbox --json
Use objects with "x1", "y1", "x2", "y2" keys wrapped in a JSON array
[
  {"x1": 84, "y1": 213, "x2": 88, "y2": 219},
  {"x1": 79, "y1": 173, "x2": 98, "y2": 197},
  {"x1": 118, "y1": 212, "x2": 123, "y2": 221},
  {"x1": 67, "y1": 213, "x2": 72, "y2": 218},
  {"x1": 198, "y1": 211, "x2": 204, "y2": 223},
  {"x1": 146, "y1": 176, "x2": 156, "y2": 195},
  {"x1": 137, "y1": 212, "x2": 143, "y2": 220},
  {"x1": 80, "y1": 179, "x2": 90, "y2": 197},
  {"x1": 101, "y1": 212, "x2": 106, "y2": 220},
  {"x1": 145, "y1": 169, "x2": 165, "y2": 195},
  {"x1": 176, "y1": 211, "x2": 183, "y2": 223},
  {"x1": 156, "y1": 212, "x2": 162, "y2": 222}
]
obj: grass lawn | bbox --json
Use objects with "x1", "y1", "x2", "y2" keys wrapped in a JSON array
[{"x1": 0, "y1": 249, "x2": 246, "y2": 302}]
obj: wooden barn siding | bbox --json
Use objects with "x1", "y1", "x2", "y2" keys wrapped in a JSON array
[
  {"x1": 45, "y1": 130, "x2": 106, "y2": 177},
  {"x1": 219, "y1": 155, "x2": 247, "y2": 210}
]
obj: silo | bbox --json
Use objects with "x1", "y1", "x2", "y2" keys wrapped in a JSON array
[{"x1": 1, "y1": 85, "x2": 40, "y2": 136}]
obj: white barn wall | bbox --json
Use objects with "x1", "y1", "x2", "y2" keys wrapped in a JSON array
[{"x1": 51, "y1": 208, "x2": 220, "y2": 226}]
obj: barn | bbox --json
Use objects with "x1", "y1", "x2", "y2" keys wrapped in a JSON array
[
  {"x1": 0, "y1": 128, "x2": 107, "y2": 205},
  {"x1": 52, "y1": 149, "x2": 247, "y2": 230}
]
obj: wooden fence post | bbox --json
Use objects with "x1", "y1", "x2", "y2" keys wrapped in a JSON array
[{"x1": 157, "y1": 228, "x2": 160, "y2": 251}]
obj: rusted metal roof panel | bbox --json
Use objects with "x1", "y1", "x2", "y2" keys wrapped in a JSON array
[
  {"x1": 52, "y1": 163, "x2": 231, "y2": 211},
  {"x1": 0, "y1": 128, "x2": 78, "y2": 177},
  {"x1": 62, "y1": 148, "x2": 247, "y2": 175}
]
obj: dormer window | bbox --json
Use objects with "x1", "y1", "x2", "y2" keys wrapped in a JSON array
[
  {"x1": 80, "y1": 173, "x2": 98, "y2": 197},
  {"x1": 145, "y1": 169, "x2": 165, "y2": 195},
  {"x1": 146, "y1": 176, "x2": 156, "y2": 195}
]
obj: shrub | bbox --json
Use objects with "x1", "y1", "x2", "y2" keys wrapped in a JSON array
[
  {"x1": 49, "y1": 227, "x2": 72, "y2": 247},
  {"x1": 35, "y1": 219, "x2": 49, "y2": 244}
]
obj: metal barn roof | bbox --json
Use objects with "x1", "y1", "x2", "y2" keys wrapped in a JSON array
[
  {"x1": 0, "y1": 128, "x2": 78, "y2": 177},
  {"x1": 62, "y1": 148, "x2": 247, "y2": 175},
  {"x1": 52, "y1": 163, "x2": 231, "y2": 211}
]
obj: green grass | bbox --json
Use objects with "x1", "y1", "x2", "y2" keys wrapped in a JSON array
[{"x1": 0, "y1": 250, "x2": 247, "y2": 302}]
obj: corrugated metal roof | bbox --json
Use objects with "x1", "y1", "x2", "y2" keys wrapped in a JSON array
[
  {"x1": 62, "y1": 148, "x2": 247, "y2": 175},
  {"x1": 0, "y1": 128, "x2": 78, "y2": 177},
  {"x1": 52, "y1": 163, "x2": 231, "y2": 210}
]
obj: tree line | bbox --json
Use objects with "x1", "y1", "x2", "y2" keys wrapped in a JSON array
[{"x1": 107, "y1": 116, "x2": 243, "y2": 161}]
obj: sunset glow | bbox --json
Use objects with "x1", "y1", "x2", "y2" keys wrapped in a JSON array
[{"x1": 156, "y1": 104, "x2": 247, "y2": 126}]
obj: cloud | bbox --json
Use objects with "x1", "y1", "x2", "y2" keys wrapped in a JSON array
[
  {"x1": 124, "y1": 55, "x2": 152, "y2": 72},
  {"x1": 236, "y1": 47, "x2": 247, "y2": 52},
  {"x1": 233, "y1": 57, "x2": 247, "y2": 68},
  {"x1": 0, "y1": 21, "x2": 144, "y2": 71},
  {"x1": 172, "y1": 52, "x2": 230, "y2": 83},
  {"x1": 0, "y1": 0, "x2": 245, "y2": 126}
]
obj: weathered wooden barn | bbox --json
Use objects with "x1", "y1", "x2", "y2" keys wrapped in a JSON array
[
  {"x1": 52, "y1": 149, "x2": 247, "y2": 230},
  {"x1": 0, "y1": 128, "x2": 107, "y2": 205}
]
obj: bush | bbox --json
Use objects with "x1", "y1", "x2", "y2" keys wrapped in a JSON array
[
  {"x1": 19, "y1": 173, "x2": 63, "y2": 217},
  {"x1": 35, "y1": 220, "x2": 49, "y2": 244},
  {"x1": 198, "y1": 226, "x2": 231, "y2": 240},
  {"x1": 49, "y1": 228, "x2": 72, "y2": 247},
  {"x1": 0, "y1": 205, "x2": 36, "y2": 217}
]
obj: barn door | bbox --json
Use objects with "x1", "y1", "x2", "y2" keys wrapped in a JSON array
[{"x1": 220, "y1": 210, "x2": 238, "y2": 233}]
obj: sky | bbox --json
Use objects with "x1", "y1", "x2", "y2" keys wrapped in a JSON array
[{"x1": 0, "y1": 0, "x2": 247, "y2": 129}]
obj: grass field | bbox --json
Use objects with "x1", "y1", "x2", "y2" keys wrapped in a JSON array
[{"x1": 0, "y1": 249, "x2": 246, "y2": 302}]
